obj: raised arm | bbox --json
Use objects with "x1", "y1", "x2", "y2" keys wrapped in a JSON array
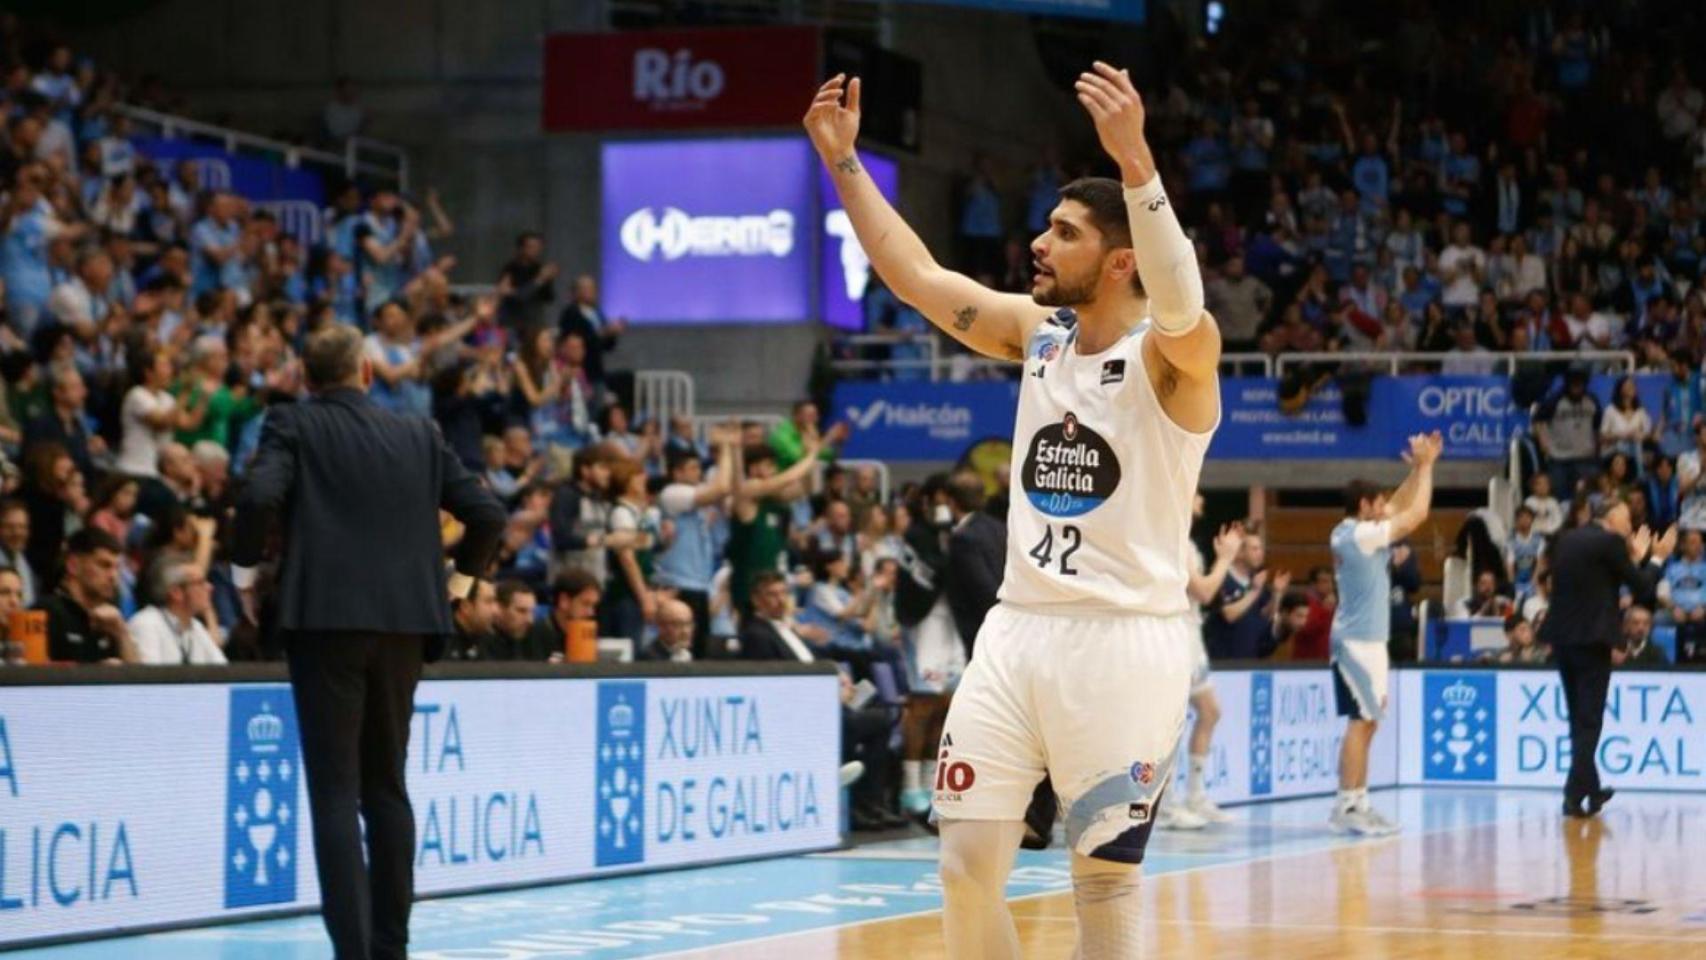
[
  {"x1": 806, "y1": 76, "x2": 1046, "y2": 362},
  {"x1": 1076, "y1": 62, "x2": 1221, "y2": 419},
  {"x1": 1384, "y1": 431, "x2": 1442, "y2": 541}
]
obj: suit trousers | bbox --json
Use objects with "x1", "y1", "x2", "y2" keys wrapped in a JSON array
[
  {"x1": 287, "y1": 631, "x2": 424, "y2": 960},
  {"x1": 1555, "y1": 642, "x2": 1612, "y2": 804}
]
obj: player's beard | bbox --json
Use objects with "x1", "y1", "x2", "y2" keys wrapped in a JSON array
[{"x1": 1031, "y1": 264, "x2": 1098, "y2": 308}]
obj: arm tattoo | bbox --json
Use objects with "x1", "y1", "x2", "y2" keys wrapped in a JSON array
[
  {"x1": 953, "y1": 305, "x2": 977, "y2": 331},
  {"x1": 834, "y1": 155, "x2": 862, "y2": 175}
]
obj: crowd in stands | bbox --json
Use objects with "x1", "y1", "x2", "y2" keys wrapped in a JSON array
[{"x1": 851, "y1": 3, "x2": 1706, "y2": 379}]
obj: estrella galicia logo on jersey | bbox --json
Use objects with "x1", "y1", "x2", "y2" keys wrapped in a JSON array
[
  {"x1": 1021, "y1": 411, "x2": 1122, "y2": 518},
  {"x1": 224, "y1": 688, "x2": 300, "y2": 909},
  {"x1": 1424, "y1": 674, "x2": 1497, "y2": 782},
  {"x1": 595, "y1": 682, "x2": 646, "y2": 867},
  {"x1": 1249, "y1": 673, "x2": 1273, "y2": 796}
]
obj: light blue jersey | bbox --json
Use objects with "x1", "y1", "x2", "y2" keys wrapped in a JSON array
[{"x1": 1330, "y1": 518, "x2": 1392, "y2": 643}]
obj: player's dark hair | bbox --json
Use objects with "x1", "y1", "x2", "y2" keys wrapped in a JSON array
[
  {"x1": 1058, "y1": 177, "x2": 1145, "y2": 296},
  {"x1": 1344, "y1": 478, "x2": 1383, "y2": 516}
]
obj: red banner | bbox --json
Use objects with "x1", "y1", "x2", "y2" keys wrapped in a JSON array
[{"x1": 543, "y1": 27, "x2": 822, "y2": 132}]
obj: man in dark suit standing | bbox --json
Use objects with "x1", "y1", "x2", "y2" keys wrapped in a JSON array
[
  {"x1": 231, "y1": 324, "x2": 505, "y2": 960},
  {"x1": 1538, "y1": 499, "x2": 1675, "y2": 818},
  {"x1": 943, "y1": 471, "x2": 1005, "y2": 659}
]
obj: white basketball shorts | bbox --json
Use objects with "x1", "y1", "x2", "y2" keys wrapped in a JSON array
[
  {"x1": 933, "y1": 603, "x2": 1195, "y2": 862},
  {"x1": 1331, "y1": 636, "x2": 1389, "y2": 722}
]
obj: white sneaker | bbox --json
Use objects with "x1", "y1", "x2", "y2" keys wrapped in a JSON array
[
  {"x1": 1185, "y1": 793, "x2": 1233, "y2": 824},
  {"x1": 1157, "y1": 802, "x2": 1208, "y2": 831},
  {"x1": 839, "y1": 761, "x2": 865, "y2": 788},
  {"x1": 1329, "y1": 805, "x2": 1399, "y2": 836}
]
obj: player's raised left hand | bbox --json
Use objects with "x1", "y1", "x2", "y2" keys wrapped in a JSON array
[
  {"x1": 804, "y1": 74, "x2": 861, "y2": 163},
  {"x1": 1075, "y1": 62, "x2": 1154, "y2": 181}
]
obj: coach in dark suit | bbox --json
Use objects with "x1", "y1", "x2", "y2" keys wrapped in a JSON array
[
  {"x1": 231, "y1": 324, "x2": 505, "y2": 960},
  {"x1": 944, "y1": 471, "x2": 1005, "y2": 658},
  {"x1": 1538, "y1": 499, "x2": 1674, "y2": 818}
]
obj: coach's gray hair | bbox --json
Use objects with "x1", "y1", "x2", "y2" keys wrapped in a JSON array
[{"x1": 303, "y1": 323, "x2": 365, "y2": 389}]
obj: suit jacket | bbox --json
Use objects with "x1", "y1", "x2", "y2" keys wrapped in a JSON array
[
  {"x1": 946, "y1": 511, "x2": 1006, "y2": 653},
  {"x1": 231, "y1": 389, "x2": 506, "y2": 636},
  {"x1": 738, "y1": 616, "x2": 816, "y2": 662},
  {"x1": 558, "y1": 303, "x2": 620, "y2": 386},
  {"x1": 1538, "y1": 524, "x2": 1662, "y2": 650}
]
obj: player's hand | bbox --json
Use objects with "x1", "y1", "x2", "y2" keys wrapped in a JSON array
[
  {"x1": 1653, "y1": 525, "x2": 1679, "y2": 562},
  {"x1": 1213, "y1": 522, "x2": 1244, "y2": 562},
  {"x1": 1074, "y1": 62, "x2": 1154, "y2": 181},
  {"x1": 804, "y1": 74, "x2": 861, "y2": 163}
]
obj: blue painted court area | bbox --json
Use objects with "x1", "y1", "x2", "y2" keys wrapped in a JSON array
[{"x1": 6, "y1": 789, "x2": 1549, "y2": 959}]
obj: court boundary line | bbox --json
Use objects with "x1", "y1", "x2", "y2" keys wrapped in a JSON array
[
  {"x1": 631, "y1": 787, "x2": 1516, "y2": 960},
  {"x1": 1026, "y1": 914, "x2": 1706, "y2": 944}
]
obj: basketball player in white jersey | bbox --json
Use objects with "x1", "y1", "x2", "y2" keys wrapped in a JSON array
[
  {"x1": 1329, "y1": 432, "x2": 1440, "y2": 836},
  {"x1": 1158, "y1": 502, "x2": 1243, "y2": 830},
  {"x1": 807, "y1": 62, "x2": 1220, "y2": 958}
]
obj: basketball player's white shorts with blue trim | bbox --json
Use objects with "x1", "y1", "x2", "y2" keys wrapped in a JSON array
[
  {"x1": 1331, "y1": 636, "x2": 1389, "y2": 721},
  {"x1": 933, "y1": 603, "x2": 1194, "y2": 863}
]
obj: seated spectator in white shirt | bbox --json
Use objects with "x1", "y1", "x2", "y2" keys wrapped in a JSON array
[{"x1": 128, "y1": 560, "x2": 226, "y2": 664}]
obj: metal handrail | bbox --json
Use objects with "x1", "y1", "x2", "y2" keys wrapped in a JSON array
[
  {"x1": 117, "y1": 103, "x2": 410, "y2": 189},
  {"x1": 1273, "y1": 349, "x2": 1635, "y2": 378}
]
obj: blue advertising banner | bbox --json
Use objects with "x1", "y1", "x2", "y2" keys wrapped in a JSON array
[
  {"x1": 132, "y1": 137, "x2": 327, "y2": 246},
  {"x1": 602, "y1": 138, "x2": 816, "y2": 324},
  {"x1": 835, "y1": 373, "x2": 1662, "y2": 462},
  {"x1": 834, "y1": 379, "x2": 1019, "y2": 461},
  {"x1": 896, "y1": 0, "x2": 1146, "y2": 23}
]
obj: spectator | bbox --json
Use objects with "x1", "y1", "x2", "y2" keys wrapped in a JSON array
[
  {"x1": 4, "y1": 174, "x2": 80, "y2": 334},
  {"x1": 1521, "y1": 568, "x2": 1553, "y2": 628},
  {"x1": 1506, "y1": 505, "x2": 1547, "y2": 594},
  {"x1": 602, "y1": 457, "x2": 658, "y2": 645},
  {"x1": 485, "y1": 579, "x2": 546, "y2": 661},
  {"x1": 322, "y1": 76, "x2": 363, "y2": 142},
  {"x1": 727, "y1": 435, "x2": 824, "y2": 614},
  {"x1": 446, "y1": 579, "x2": 499, "y2": 661},
  {"x1": 1676, "y1": 423, "x2": 1706, "y2": 532},
  {"x1": 1599, "y1": 375, "x2": 1651, "y2": 461},
  {"x1": 127, "y1": 559, "x2": 224, "y2": 664},
  {"x1": 189, "y1": 191, "x2": 246, "y2": 301},
  {"x1": 1657, "y1": 350, "x2": 1701, "y2": 458},
  {"x1": 116, "y1": 348, "x2": 182, "y2": 478},
  {"x1": 45, "y1": 246, "x2": 112, "y2": 339},
  {"x1": 799, "y1": 548, "x2": 878, "y2": 651},
  {"x1": 0, "y1": 566, "x2": 23, "y2": 665},
  {"x1": 1454, "y1": 569, "x2": 1513, "y2": 619},
  {"x1": 1204, "y1": 254, "x2": 1271, "y2": 350},
  {"x1": 1439, "y1": 320, "x2": 1498, "y2": 375},
  {"x1": 653, "y1": 431, "x2": 736, "y2": 659},
  {"x1": 355, "y1": 188, "x2": 418, "y2": 315},
  {"x1": 24, "y1": 361, "x2": 101, "y2": 479},
  {"x1": 21, "y1": 442, "x2": 86, "y2": 581},
  {"x1": 640, "y1": 597, "x2": 695, "y2": 663},
  {"x1": 943, "y1": 470, "x2": 1004, "y2": 656},
  {"x1": 1659, "y1": 529, "x2": 1706, "y2": 654},
  {"x1": 1485, "y1": 613, "x2": 1551, "y2": 665},
  {"x1": 139, "y1": 507, "x2": 214, "y2": 606},
  {"x1": 1646, "y1": 455, "x2": 1680, "y2": 531},
  {"x1": 769, "y1": 400, "x2": 843, "y2": 470},
  {"x1": 1437, "y1": 221, "x2": 1486, "y2": 314},
  {"x1": 530, "y1": 568, "x2": 602, "y2": 661},
  {"x1": 814, "y1": 498, "x2": 857, "y2": 569},
  {"x1": 1389, "y1": 539, "x2": 1423, "y2": 659},
  {"x1": 87, "y1": 474, "x2": 139, "y2": 546},
  {"x1": 38, "y1": 527, "x2": 134, "y2": 663},
  {"x1": 0, "y1": 498, "x2": 36, "y2": 606},
  {"x1": 495, "y1": 482, "x2": 553, "y2": 592},
  {"x1": 1533, "y1": 368, "x2": 1603, "y2": 498},
  {"x1": 559, "y1": 274, "x2": 623, "y2": 388},
  {"x1": 1524, "y1": 471, "x2": 1565, "y2": 536},
  {"x1": 738, "y1": 569, "x2": 829, "y2": 661},
  {"x1": 839, "y1": 668, "x2": 904, "y2": 830},
  {"x1": 1289, "y1": 566, "x2": 1335, "y2": 661},
  {"x1": 364, "y1": 302, "x2": 432, "y2": 418},
  {"x1": 496, "y1": 231, "x2": 556, "y2": 332},
  {"x1": 1205, "y1": 531, "x2": 1288, "y2": 660},
  {"x1": 173, "y1": 335, "x2": 259, "y2": 450},
  {"x1": 957, "y1": 157, "x2": 1003, "y2": 279},
  {"x1": 1616, "y1": 605, "x2": 1671, "y2": 666}
]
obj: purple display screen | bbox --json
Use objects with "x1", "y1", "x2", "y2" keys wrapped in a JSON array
[
  {"x1": 818, "y1": 150, "x2": 900, "y2": 330},
  {"x1": 601, "y1": 138, "x2": 815, "y2": 324}
]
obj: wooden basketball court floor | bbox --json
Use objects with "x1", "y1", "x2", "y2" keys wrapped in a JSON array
[{"x1": 13, "y1": 787, "x2": 1706, "y2": 959}]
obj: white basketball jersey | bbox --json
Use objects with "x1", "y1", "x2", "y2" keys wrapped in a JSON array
[{"x1": 999, "y1": 311, "x2": 1216, "y2": 616}]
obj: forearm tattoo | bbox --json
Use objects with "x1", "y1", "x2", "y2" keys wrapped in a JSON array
[
  {"x1": 835, "y1": 155, "x2": 862, "y2": 175},
  {"x1": 953, "y1": 305, "x2": 977, "y2": 331}
]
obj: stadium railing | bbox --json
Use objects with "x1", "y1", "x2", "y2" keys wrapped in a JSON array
[
  {"x1": 117, "y1": 103, "x2": 411, "y2": 190},
  {"x1": 634, "y1": 369, "x2": 695, "y2": 428},
  {"x1": 1272, "y1": 350, "x2": 1636, "y2": 377}
]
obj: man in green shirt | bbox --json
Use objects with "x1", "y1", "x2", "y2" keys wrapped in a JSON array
[
  {"x1": 729, "y1": 429, "x2": 830, "y2": 613},
  {"x1": 767, "y1": 400, "x2": 845, "y2": 469},
  {"x1": 174, "y1": 335, "x2": 261, "y2": 449}
]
